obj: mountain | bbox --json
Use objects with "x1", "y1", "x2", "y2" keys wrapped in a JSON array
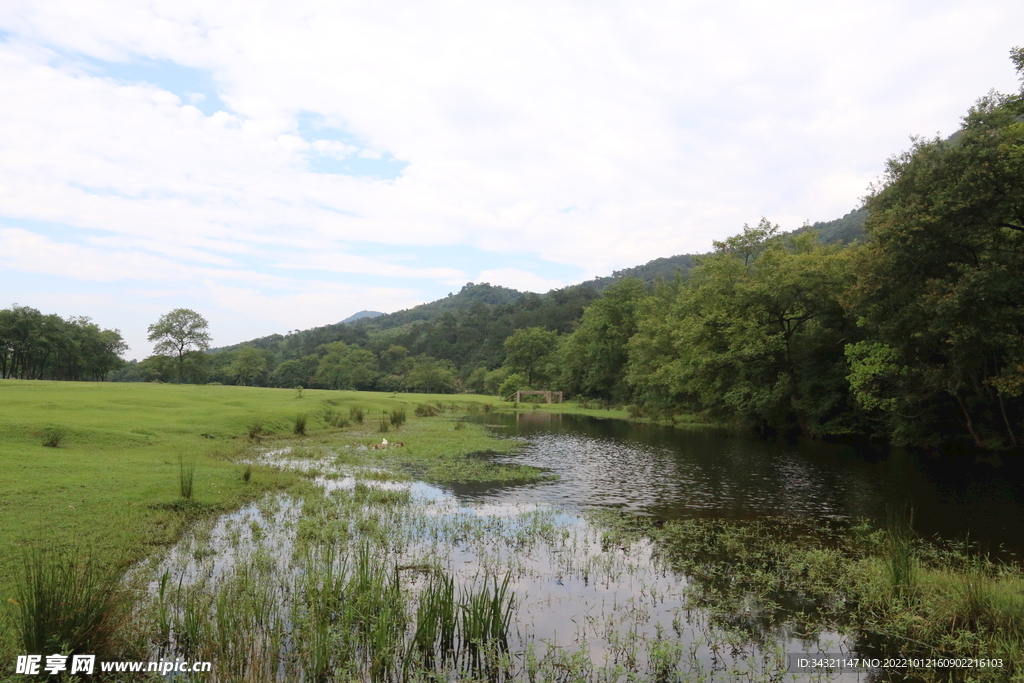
[{"x1": 214, "y1": 207, "x2": 867, "y2": 360}]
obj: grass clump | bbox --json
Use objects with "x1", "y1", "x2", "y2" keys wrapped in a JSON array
[
  {"x1": 246, "y1": 419, "x2": 264, "y2": 440},
  {"x1": 378, "y1": 416, "x2": 390, "y2": 433},
  {"x1": 389, "y1": 408, "x2": 406, "y2": 428},
  {"x1": 178, "y1": 457, "x2": 196, "y2": 499},
  {"x1": 293, "y1": 412, "x2": 308, "y2": 435},
  {"x1": 11, "y1": 547, "x2": 128, "y2": 657},
  {"x1": 349, "y1": 406, "x2": 364, "y2": 424},
  {"x1": 885, "y1": 504, "x2": 917, "y2": 599},
  {"x1": 41, "y1": 426, "x2": 65, "y2": 448}
]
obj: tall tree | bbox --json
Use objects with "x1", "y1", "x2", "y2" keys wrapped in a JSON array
[
  {"x1": 627, "y1": 225, "x2": 858, "y2": 435},
  {"x1": 559, "y1": 277, "x2": 647, "y2": 402},
  {"x1": 502, "y1": 326, "x2": 559, "y2": 387},
  {"x1": 845, "y1": 52, "x2": 1024, "y2": 447},
  {"x1": 147, "y1": 309, "x2": 212, "y2": 383}
]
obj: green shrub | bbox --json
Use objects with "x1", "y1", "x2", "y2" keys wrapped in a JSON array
[
  {"x1": 41, "y1": 427, "x2": 65, "y2": 448},
  {"x1": 415, "y1": 404, "x2": 439, "y2": 417}
]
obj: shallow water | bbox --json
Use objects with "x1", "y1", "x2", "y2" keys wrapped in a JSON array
[{"x1": 146, "y1": 446, "x2": 853, "y2": 681}]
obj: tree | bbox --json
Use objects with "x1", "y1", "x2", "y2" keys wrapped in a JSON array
[
  {"x1": 845, "y1": 58, "x2": 1024, "y2": 447},
  {"x1": 627, "y1": 226, "x2": 859, "y2": 436},
  {"x1": 559, "y1": 277, "x2": 647, "y2": 402},
  {"x1": 225, "y1": 347, "x2": 269, "y2": 386},
  {"x1": 314, "y1": 342, "x2": 379, "y2": 390},
  {"x1": 502, "y1": 327, "x2": 559, "y2": 387},
  {"x1": 147, "y1": 309, "x2": 212, "y2": 383},
  {"x1": 405, "y1": 356, "x2": 457, "y2": 393}
]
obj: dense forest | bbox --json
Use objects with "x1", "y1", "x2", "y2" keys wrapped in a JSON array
[
  {"x1": 13, "y1": 51, "x2": 1024, "y2": 450},
  {"x1": 0, "y1": 305, "x2": 127, "y2": 381}
]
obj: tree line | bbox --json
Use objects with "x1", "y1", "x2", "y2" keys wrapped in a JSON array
[{"x1": 0, "y1": 305, "x2": 127, "y2": 381}]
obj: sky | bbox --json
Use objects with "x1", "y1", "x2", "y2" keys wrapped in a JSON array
[{"x1": 1, "y1": 1, "x2": 1023, "y2": 359}]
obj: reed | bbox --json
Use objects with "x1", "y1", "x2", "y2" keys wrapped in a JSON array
[
  {"x1": 885, "y1": 504, "x2": 917, "y2": 599},
  {"x1": 12, "y1": 547, "x2": 127, "y2": 657},
  {"x1": 389, "y1": 408, "x2": 407, "y2": 428},
  {"x1": 178, "y1": 457, "x2": 196, "y2": 499}
]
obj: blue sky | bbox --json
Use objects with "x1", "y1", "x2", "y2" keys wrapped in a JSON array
[{"x1": 1, "y1": 0, "x2": 1023, "y2": 357}]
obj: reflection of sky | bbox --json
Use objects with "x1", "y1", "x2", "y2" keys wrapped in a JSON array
[{"x1": 153, "y1": 463, "x2": 851, "y2": 676}]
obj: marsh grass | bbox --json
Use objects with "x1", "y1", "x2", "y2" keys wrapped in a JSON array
[
  {"x1": 350, "y1": 406, "x2": 365, "y2": 424},
  {"x1": 246, "y1": 419, "x2": 264, "y2": 440},
  {"x1": 41, "y1": 425, "x2": 65, "y2": 448},
  {"x1": 241, "y1": 465, "x2": 252, "y2": 482},
  {"x1": 390, "y1": 408, "x2": 407, "y2": 428},
  {"x1": 885, "y1": 504, "x2": 917, "y2": 599},
  {"x1": 11, "y1": 547, "x2": 128, "y2": 657},
  {"x1": 178, "y1": 457, "x2": 196, "y2": 499},
  {"x1": 293, "y1": 412, "x2": 308, "y2": 435},
  {"x1": 379, "y1": 416, "x2": 390, "y2": 433}
]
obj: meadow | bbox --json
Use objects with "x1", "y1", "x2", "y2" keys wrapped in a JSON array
[
  {"x1": 0, "y1": 381, "x2": 549, "y2": 649},
  {"x1": 2, "y1": 379, "x2": 1022, "y2": 682}
]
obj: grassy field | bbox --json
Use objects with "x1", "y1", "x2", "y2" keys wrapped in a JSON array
[{"x1": 0, "y1": 380, "x2": 567, "y2": 653}]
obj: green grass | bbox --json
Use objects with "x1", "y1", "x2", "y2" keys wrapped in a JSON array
[
  {"x1": 11, "y1": 546, "x2": 130, "y2": 658},
  {"x1": 0, "y1": 380, "x2": 555, "y2": 657}
]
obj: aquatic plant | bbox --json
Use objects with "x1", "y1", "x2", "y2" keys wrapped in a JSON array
[{"x1": 12, "y1": 546, "x2": 128, "y2": 657}]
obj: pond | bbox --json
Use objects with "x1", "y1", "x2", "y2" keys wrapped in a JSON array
[
  {"x1": 143, "y1": 413, "x2": 1024, "y2": 681},
  {"x1": 459, "y1": 412, "x2": 1024, "y2": 559}
]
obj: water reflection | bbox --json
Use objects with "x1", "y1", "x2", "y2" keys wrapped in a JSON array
[{"x1": 462, "y1": 414, "x2": 1024, "y2": 558}]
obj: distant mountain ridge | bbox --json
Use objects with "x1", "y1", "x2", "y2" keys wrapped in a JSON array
[{"x1": 216, "y1": 207, "x2": 867, "y2": 352}]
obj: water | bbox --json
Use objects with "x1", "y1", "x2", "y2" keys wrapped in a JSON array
[
  {"x1": 459, "y1": 412, "x2": 1024, "y2": 558},
  {"x1": 146, "y1": 414, "x2": 1024, "y2": 680},
  {"x1": 146, "y1": 446, "x2": 848, "y2": 681}
]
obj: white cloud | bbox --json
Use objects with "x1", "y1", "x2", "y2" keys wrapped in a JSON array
[
  {"x1": 477, "y1": 269, "x2": 567, "y2": 294},
  {"x1": 1, "y1": 0, "x2": 1023, "y2": 345}
]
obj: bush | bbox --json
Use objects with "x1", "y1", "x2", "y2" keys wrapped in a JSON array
[
  {"x1": 41, "y1": 427, "x2": 65, "y2": 448},
  {"x1": 498, "y1": 373, "x2": 526, "y2": 401},
  {"x1": 415, "y1": 404, "x2": 439, "y2": 417}
]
